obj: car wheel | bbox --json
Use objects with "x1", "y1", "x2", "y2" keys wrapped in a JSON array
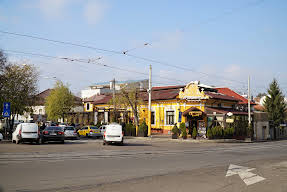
[
  {"x1": 103, "y1": 141, "x2": 106, "y2": 145},
  {"x1": 36, "y1": 139, "x2": 40, "y2": 145},
  {"x1": 61, "y1": 140, "x2": 65, "y2": 144},
  {"x1": 86, "y1": 133, "x2": 89, "y2": 138}
]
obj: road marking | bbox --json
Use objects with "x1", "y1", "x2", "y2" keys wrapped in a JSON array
[{"x1": 226, "y1": 164, "x2": 265, "y2": 186}]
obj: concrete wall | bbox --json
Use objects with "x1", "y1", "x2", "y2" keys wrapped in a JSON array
[{"x1": 254, "y1": 121, "x2": 269, "y2": 140}]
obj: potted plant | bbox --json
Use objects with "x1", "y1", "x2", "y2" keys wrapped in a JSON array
[
  {"x1": 192, "y1": 127, "x2": 197, "y2": 139},
  {"x1": 182, "y1": 128, "x2": 187, "y2": 139},
  {"x1": 207, "y1": 128, "x2": 213, "y2": 139},
  {"x1": 171, "y1": 124, "x2": 179, "y2": 139},
  {"x1": 138, "y1": 121, "x2": 148, "y2": 137}
]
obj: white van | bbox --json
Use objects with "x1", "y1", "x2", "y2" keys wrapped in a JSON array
[
  {"x1": 12, "y1": 123, "x2": 40, "y2": 144},
  {"x1": 103, "y1": 123, "x2": 123, "y2": 145}
]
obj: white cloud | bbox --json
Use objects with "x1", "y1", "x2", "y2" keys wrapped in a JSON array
[
  {"x1": 36, "y1": 0, "x2": 70, "y2": 19},
  {"x1": 83, "y1": 0, "x2": 108, "y2": 25}
]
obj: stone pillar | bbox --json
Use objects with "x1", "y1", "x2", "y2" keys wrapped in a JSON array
[
  {"x1": 104, "y1": 111, "x2": 109, "y2": 123},
  {"x1": 94, "y1": 112, "x2": 98, "y2": 125}
]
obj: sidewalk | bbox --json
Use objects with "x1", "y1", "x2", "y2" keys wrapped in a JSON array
[{"x1": 125, "y1": 136, "x2": 253, "y2": 143}]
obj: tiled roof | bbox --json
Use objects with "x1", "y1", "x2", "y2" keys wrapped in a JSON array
[
  {"x1": 215, "y1": 88, "x2": 255, "y2": 105},
  {"x1": 35, "y1": 89, "x2": 52, "y2": 105},
  {"x1": 91, "y1": 94, "x2": 113, "y2": 105},
  {"x1": 140, "y1": 86, "x2": 183, "y2": 101},
  {"x1": 35, "y1": 89, "x2": 82, "y2": 106},
  {"x1": 204, "y1": 91, "x2": 240, "y2": 102},
  {"x1": 254, "y1": 104, "x2": 265, "y2": 111}
]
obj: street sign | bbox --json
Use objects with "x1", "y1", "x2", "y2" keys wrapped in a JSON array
[
  {"x1": 3, "y1": 102, "x2": 11, "y2": 117},
  {"x1": 226, "y1": 164, "x2": 265, "y2": 186}
]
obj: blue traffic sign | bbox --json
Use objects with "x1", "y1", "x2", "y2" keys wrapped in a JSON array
[
  {"x1": 178, "y1": 112, "x2": 182, "y2": 122},
  {"x1": 3, "y1": 102, "x2": 11, "y2": 117}
]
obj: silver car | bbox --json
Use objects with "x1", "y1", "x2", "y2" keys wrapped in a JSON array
[{"x1": 64, "y1": 126, "x2": 78, "y2": 140}]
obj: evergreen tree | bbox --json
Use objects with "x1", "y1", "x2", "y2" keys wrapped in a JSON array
[{"x1": 263, "y1": 79, "x2": 286, "y2": 127}]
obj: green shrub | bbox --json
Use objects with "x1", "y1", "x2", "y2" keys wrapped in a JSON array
[
  {"x1": 179, "y1": 122, "x2": 185, "y2": 133},
  {"x1": 139, "y1": 121, "x2": 148, "y2": 133},
  {"x1": 182, "y1": 128, "x2": 187, "y2": 138},
  {"x1": 211, "y1": 126, "x2": 223, "y2": 139},
  {"x1": 207, "y1": 128, "x2": 213, "y2": 139},
  {"x1": 224, "y1": 127, "x2": 235, "y2": 138},
  {"x1": 126, "y1": 123, "x2": 136, "y2": 136},
  {"x1": 192, "y1": 127, "x2": 197, "y2": 138},
  {"x1": 172, "y1": 124, "x2": 179, "y2": 135}
]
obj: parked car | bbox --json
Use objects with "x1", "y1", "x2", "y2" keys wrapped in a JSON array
[
  {"x1": 77, "y1": 125, "x2": 101, "y2": 138},
  {"x1": 103, "y1": 123, "x2": 124, "y2": 145},
  {"x1": 12, "y1": 123, "x2": 40, "y2": 144},
  {"x1": 64, "y1": 126, "x2": 78, "y2": 140},
  {"x1": 41, "y1": 126, "x2": 65, "y2": 144},
  {"x1": 59, "y1": 123, "x2": 67, "y2": 128},
  {"x1": 0, "y1": 133, "x2": 3, "y2": 141},
  {"x1": 99, "y1": 125, "x2": 106, "y2": 136}
]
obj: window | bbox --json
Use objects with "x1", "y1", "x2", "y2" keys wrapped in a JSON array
[
  {"x1": 166, "y1": 111, "x2": 174, "y2": 125},
  {"x1": 218, "y1": 103, "x2": 222, "y2": 108},
  {"x1": 151, "y1": 112, "x2": 155, "y2": 125},
  {"x1": 86, "y1": 103, "x2": 90, "y2": 111}
]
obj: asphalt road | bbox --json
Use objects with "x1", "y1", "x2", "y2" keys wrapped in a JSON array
[{"x1": 0, "y1": 138, "x2": 287, "y2": 192}]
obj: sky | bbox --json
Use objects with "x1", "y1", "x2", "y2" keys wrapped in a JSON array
[{"x1": 0, "y1": 0, "x2": 286, "y2": 97}]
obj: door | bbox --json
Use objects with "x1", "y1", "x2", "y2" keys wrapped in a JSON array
[{"x1": 262, "y1": 126, "x2": 266, "y2": 140}]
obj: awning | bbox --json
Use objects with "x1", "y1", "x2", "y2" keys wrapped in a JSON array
[{"x1": 205, "y1": 107, "x2": 248, "y2": 115}]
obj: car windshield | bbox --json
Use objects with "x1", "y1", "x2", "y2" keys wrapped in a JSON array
[
  {"x1": 45, "y1": 127, "x2": 63, "y2": 131},
  {"x1": 90, "y1": 126, "x2": 98, "y2": 130},
  {"x1": 65, "y1": 127, "x2": 74, "y2": 130}
]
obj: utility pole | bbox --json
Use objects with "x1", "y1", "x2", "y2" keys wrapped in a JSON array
[
  {"x1": 248, "y1": 75, "x2": 251, "y2": 126},
  {"x1": 148, "y1": 64, "x2": 152, "y2": 136},
  {"x1": 112, "y1": 78, "x2": 116, "y2": 122}
]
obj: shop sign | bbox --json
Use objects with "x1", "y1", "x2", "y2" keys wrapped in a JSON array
[
  {"x1": 226, "y1": 119, "x2": 234, "y2": 123},
  {"x1": 189, "y1": 111, "x2": 202, "y2": 116}
]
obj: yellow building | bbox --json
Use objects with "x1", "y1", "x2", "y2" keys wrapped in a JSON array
[{"x1": 83, "y1": 81, "x2": 247, "y2": 136}]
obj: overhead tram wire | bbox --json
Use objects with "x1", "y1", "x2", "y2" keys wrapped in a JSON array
[
  {"x1": 0, "y1": 30, "x2": 246, "y2": 86},
  {"x1": 3, "y1": 49, "x2": 187, "y2": 84}
]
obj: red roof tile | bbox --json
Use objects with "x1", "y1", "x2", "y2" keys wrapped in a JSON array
[
  {"x1": 254, "y1": 104, "x2": 265, "y2": 111},
  {"x1": 216, "y1": 88, "x2": 255, "y2": 105},
  {"x1": 204, "y1": 91, "x2": 240, "y2": 102}
]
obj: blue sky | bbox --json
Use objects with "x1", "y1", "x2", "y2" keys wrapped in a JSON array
[{"x1": 0, "y1": 0, "x2": 286, "y2": 96}]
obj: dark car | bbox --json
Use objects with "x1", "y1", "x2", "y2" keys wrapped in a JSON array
[{"x1": 41, "y1": 126, "x2": 65, "y2": 144}]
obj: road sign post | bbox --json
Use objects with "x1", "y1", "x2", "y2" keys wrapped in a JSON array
[{"x1": 3, "y1": 102, "x2": 11, "y2": 118}]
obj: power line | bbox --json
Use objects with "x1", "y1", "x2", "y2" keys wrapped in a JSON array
[
  {"x1": 3, "y1": 49, "x2": 188, "y2": 84},
  {"x1": 1, "y1": 29, "x2": 246, "y2": 85}
]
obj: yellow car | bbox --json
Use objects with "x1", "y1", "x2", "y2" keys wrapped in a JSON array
[{"x1": 77, "y1": 126, "x2": 101, "y2": 138}]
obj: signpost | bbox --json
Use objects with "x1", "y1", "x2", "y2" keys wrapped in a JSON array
[
  {"x1": 3, "y1": 102, "x2": 11, "y2": 117},
  {"x1": 3, "y1": 102, "x2": 11, "y2": 139}
]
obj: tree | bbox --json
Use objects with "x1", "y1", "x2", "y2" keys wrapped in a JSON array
[
  {"x1": 0, "y1": 50, "x2": 39, "y2": 137},
  {"x1": 45, "y1": 81, "x2": 74, "y2": 122},
  {"x1": 108, "y1": 83, "x2": 143, "y2": 134},
  {"x1": 263, "y1": 79, "x2": 286, "y2": 128}
]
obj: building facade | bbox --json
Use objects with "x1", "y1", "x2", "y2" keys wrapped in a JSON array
[{"x1": 85, "y1": 81, "x2": 251, "y2": 136}]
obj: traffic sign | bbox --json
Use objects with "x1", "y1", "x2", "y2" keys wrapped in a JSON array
[{"x1": 3, "y1": 102, "x2": 11, "y2": 117}]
